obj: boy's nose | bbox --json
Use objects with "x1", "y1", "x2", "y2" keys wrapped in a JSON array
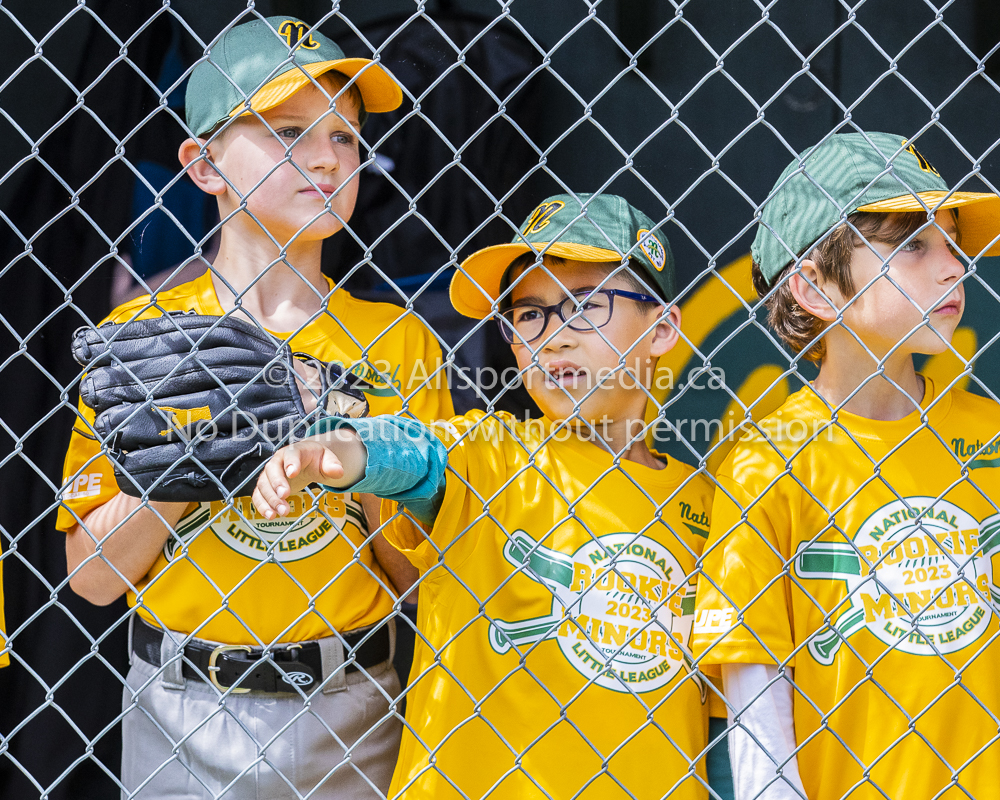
[
  {"x1": 939, "y1": 243, "x2": 965, "y2": 282},
  {"x1": 539, "y1": 314, "x2": 575, "y2": 351},
  {"x1": 301, "y1": 133, "x2": 341, "y2": 174}
]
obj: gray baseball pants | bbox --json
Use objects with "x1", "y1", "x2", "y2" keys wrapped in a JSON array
[{"x1": 120, "y1": 625, "x2": 402, "y2": 800}]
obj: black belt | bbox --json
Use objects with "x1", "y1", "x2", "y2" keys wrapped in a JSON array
[{"x1": 132, "y1": 616, "x2": 391, "y2": 693}]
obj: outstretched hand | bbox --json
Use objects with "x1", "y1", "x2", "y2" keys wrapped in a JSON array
[{"x1": 252, "y1": 441, "x2": 345, "y2": 519}]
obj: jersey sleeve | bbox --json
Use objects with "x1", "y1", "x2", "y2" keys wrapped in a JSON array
[
  {"x1": 379, "y1": 498, "x2": 431, "y2": 553},
  {"x1": 55, "y1": 396, "x2": 120, "y2": 533},
  {"x1": 55, "y1": 295, "x2": 167, "y2": 533},
  {"x1": 692, "y1": 471, "x2": 795, "y2": 667},
  {"x1": 380, "y1": 412, "x2": 499, "y2": 573}
]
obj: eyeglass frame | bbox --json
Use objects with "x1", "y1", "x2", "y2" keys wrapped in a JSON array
[{"x1": 496, "y1": 288, "x2": 661, "y2": 345}]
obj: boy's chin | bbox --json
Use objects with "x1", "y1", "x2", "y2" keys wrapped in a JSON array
[
  {"x1": 528, "y1": 389, "x2": 645, "y2": 427},
  {"x1": 239, "y1": 211, "x2": 352, "y2": 246},
  {"x1": 290, "y1": 218, "x2": 348, "y2": 241},
  {"x1": 905, "y1": 329, "x2": 959, "y2": 357},
  {"x1": 527, "y1": 390, "x2": 586, "y2": 424}
]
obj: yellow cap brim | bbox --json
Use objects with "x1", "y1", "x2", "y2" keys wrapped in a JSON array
[
  {"x1": 450, "y1": 241, "x2": 623, "y2": 319},
  {"x1": 229, "y1": 58, "x2": 403, "y2": 120},
  {"x1": 857, "y1": 190, "x2": 1000, "y2": 258}
]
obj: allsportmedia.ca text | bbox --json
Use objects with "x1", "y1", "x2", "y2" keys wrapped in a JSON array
[{"x1": 267, "y1": 356, "x2": 730, "y2": 397}]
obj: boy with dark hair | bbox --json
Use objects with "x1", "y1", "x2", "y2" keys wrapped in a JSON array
[
  {"x1": 253, "y1": 193, "x2": 731, "y2": 800},
  {"x1": 57, "y1": 16, "x2": 453, "y2": 799},
  {"x1": 693, "y1": 131, "x2": 1000, "y2": 800}
]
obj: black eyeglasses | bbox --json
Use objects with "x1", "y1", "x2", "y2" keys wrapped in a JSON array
[{"x1": 497, "y1": 289, "x2": 659, "y2": 345}]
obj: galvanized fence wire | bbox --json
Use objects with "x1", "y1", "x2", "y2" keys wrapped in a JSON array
[{"x1": 2, "y1": 0, "x2": 1000, "y2": 798}]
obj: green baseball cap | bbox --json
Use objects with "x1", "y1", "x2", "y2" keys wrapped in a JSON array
[
  {"x1": 185, "y1": 16, "x2": 403, "y2": 138},
  {"x1": 451, "y1": 193, "x2": 676, "y2": 319},
  {"x1": 753, "y1": 131, "x2": 1000, "y2": 284}
]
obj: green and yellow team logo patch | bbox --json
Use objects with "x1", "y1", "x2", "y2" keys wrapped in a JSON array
[
  {"x1": 637, "y1": 229, "x2": 666, "y2": 271},
  {"x1": 347, "y1": 360, "x2": 402, "y2": 398},
  {"x1": 522, "y1": 200, "x2": 565, "y2": 235},
  {"x1": 794, "y1": 497, "x2": 999, "y2": 664},
  {"x1": 489, "y1": 530, "x2": 703, "y2": 696},
  {"x1": 278, "y1": 20, "x2": 320, "y2": 50}
]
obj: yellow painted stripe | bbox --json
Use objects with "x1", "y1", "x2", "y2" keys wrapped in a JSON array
[{"x1": 646, "y1": 254, "x2": 756, "y2": 436}]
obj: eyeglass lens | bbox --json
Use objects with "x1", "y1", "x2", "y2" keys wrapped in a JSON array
[{"x1": 500, "y1": 292, "x2": 613, "y2": 344}]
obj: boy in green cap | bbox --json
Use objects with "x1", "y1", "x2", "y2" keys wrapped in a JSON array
[
  {"x1": 57, "y1": 15, "x2": 453, "y2": 799},
  {"x1": 692, "y1": 131, "x2": 1000, "y2": 800},
  {"x1": 252, "y1": 193, "x2": 733, "y2": 800}
]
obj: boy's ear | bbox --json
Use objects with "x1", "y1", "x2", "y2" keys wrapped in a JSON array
[
  {"x1": 649, "y1": 305, "x2": 682, "y2": 358},
  {"x1": 788, "y1": 259, "x2": 839, "y2": 322},
  {"x1": 178, "y1": 138, "x2": 227, "y2": 196}
]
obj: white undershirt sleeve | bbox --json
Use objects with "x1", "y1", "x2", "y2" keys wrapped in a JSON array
[{"x1": 722, "y1": 663, "x2": 808, "y2": 800}]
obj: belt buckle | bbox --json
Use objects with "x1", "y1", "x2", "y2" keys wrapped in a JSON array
[{"x1": 208, "y1": 644, "x2": 253, "y2": 693}]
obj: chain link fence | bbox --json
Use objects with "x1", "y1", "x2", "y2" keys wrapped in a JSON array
[{"x1": 2, "y1": 0, "x2": 1000, "y2": 798}]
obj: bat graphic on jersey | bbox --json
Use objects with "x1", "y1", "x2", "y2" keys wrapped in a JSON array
[
  {"x1": 795, "y1": 512, "x2": 1000, "y2": 665},
  {"x1": 489, "y1": 530, "x2": 705, "y2": 700}
]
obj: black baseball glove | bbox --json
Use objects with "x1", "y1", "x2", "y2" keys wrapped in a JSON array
[{"x1": 71, "y1": 313, "x2": 370, "y2": 501}]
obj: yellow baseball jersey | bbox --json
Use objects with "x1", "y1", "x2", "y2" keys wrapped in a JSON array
[
  {"x1": 693, "y1": 377, "x2": 1000, "y2": 800},
  {"x1": 382, "y1": 411, "x2": 717, "y2": 800},
  {"x1": 0, "y1": 556, "x2": 7, "y2": 668},
  {"x1": 57, "y1": 270, "x2": 453, "y2": 644}
]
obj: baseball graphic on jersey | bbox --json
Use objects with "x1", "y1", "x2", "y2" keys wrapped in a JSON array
[
  {"x1": 795, "y1": 498, "x2": 1000, "y2": 662},
  {"x1": 489, "y1": 530, "x2": 698, "y2": 693}
]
